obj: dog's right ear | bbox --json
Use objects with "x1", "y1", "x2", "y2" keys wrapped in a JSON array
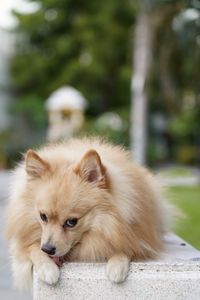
[{"x1": 25, "y1": 150, "x2": 50, "y2": 178}]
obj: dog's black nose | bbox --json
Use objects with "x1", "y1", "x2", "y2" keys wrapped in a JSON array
[{"x1": 41, "y1": 244, "x2": 56, "y2": 255}]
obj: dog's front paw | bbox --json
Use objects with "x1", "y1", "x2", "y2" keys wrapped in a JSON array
[
  {"x1": 106, "y1": 254, "x2": 129, "y2": 283},
  {"x1": 36, "y1": 262, "x2": 60, "y2": 285}
]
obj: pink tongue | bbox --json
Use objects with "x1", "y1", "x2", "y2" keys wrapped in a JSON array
[{"x1": 52, "y1": 256, "x2": 64, "y2": 268}]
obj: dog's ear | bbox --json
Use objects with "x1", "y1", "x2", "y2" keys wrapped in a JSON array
[
  {"x1": 74, "y1": 150, "x2": 107, "y2": 186},
  {"x1": 25, "y1": 150, "x2": 50, "y2": 178}
]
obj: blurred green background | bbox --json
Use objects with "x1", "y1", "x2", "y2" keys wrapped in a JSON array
[
  {"x1": 0, "y1": 0, "x2": 199, "y2": 248},
  {"x1": 167, "y1": 185, "x2": 200, "y2": 249}
]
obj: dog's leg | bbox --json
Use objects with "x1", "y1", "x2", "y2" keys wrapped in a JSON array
[
  {"x1": 11, "y1": 255, "x2": 33, "y2": 290},
  {"x1": 9, "y1": 239, "x2": 33, "y2": 290},
  {"x1": 106, "y1": 253, "x2": 130, "y2": 283},
  {"x1": 29, "y1": 245, "x2": 60, "y2": 285}
]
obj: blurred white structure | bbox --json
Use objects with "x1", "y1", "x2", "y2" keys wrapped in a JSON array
[
  {"x1": 95, "y1": 112, "x2": 124, "y2": 131},
  {"x1": 45, "y1": 86, "x2": 87, "y2": 142}
]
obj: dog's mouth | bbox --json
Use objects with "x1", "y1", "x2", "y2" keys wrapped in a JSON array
[
  {"x1": 51, "y1": 256, "x2": 65, "y2": 268},
  {"x1": 50, "y1": 242, "x2": 80, "y2": 267}
]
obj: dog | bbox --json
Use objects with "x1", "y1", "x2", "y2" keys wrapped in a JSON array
[{"x1": 5, "y1": 137, "x2": 168, "y2": 290}]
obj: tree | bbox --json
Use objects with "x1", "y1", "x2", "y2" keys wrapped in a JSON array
[
  {"x1": 11, "y1": 0, "x2": 135, "y2": 115},
  {"x1": 130, "y1": 4, "x2": 153, "y2": 165},
  {"x1": 130, "y1": 0, "x2": 200, "y2": 164},
  {"x1": 9, "y1": 0, "x2": 200, "y2": 165}
]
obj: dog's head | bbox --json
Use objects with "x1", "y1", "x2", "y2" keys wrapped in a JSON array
[{"x1": 25, "y1": 148, "x2": 111, "y2": 258}]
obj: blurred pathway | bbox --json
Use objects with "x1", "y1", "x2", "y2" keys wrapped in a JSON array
[
  {"x1": 156, "y1": 175, "x2": 200, "y2": 186},
  {"x1": 155, "y1": 165, "x2": 200, "y2": 186},
  {"x1": 0, "y1": 171, "x2": 31, "y2": 300}
]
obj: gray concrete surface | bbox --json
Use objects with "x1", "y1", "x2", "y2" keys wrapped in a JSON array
[
  {"x1": 34, "y1": 234, "x2": 200, "y2": 300},
  {"x1": 0, "y1": 171, "x2": 31, "y2": 300}
]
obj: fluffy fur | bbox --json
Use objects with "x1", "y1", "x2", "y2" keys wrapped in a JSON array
[{"x1": 5, "y1": 137, "x2": 168, "y2": 290}]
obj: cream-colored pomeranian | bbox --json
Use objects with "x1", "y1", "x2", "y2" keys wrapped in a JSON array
[{"x1": 5, "y1": 137, "x2": 168, "y2": 290}]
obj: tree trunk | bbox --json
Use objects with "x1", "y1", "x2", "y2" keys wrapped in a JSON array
[{"x1": 130, "y1": 11, "x2": 153, "y2": 165}]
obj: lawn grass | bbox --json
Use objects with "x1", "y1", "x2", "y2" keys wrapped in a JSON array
[{"x1": 166, "y1": 185, "x2": 200, "y2": 250}]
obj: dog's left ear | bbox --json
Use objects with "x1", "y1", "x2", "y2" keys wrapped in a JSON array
[{"x1": 74, "y1": 150, "x2": 107, "y2": 186}]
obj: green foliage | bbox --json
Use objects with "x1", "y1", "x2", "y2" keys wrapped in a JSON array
[
  {"x1": 11, "y1": 0, "x2": 135, "y2": 114},
  {"x1": 11, "y1": 95, "x2": 47, "y2": 129},
  {"x1": 169, "y1": 108, "x2": 200, "y2": 143},
  {"x1": 9, "y1": 0, "x2": 136, "y2": 161},
  {"x1": 8, "y1": 0, "x2": 200, "y2": 164}
]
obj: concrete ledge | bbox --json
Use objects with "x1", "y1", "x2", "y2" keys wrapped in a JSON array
[{"x1": 33, "y1": 234, "x2": 200, "y2": 300}]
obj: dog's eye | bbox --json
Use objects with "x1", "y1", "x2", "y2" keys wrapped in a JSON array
[
  {"x1": 40, "y1": 212, "x2": 48, "y2": 222},
  {"x1": 64, "y1": 218, "x2": 78, "y2": 228}
]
